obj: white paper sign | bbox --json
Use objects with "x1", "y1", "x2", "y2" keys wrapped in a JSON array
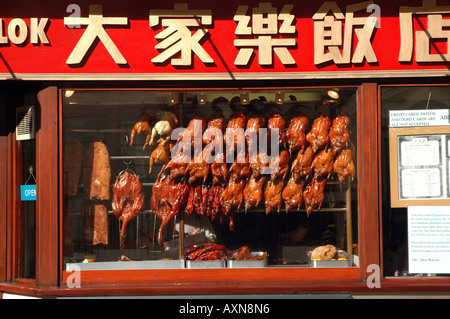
[
  {"x1": 400, "y1": 138, "x2": 440, "y2": 167},
  {"x1": 401, "y1": 168, "x2": 442, "y2": 198},
  {"x1": 389, "y1": 109, "x2": 450, "y2": 127},
  {"x1": 408, "y1": 206, "x2": 450, "y2": 274}
]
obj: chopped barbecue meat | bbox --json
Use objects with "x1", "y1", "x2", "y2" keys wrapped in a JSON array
[
  {"x1": 232, "y1": 246, "x2": 251, "y2": 260},
  {"x1": 185, "y1": 243, "x2": 232, "y2": 261}
]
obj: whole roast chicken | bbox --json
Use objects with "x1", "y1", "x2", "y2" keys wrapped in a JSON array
[
  {"x1": 282, "y1": 175, "x2": 306, "y2": 212},
  {"x1": 286, "y1": 111, "x2": 309, "y2": 154},
  {"x1": 224, "y1": 110, "x2": 247, "y2": 158},
  {"x1": 333, "y1": 148, "x2": 356, "y2": 183},
  {"x1": 267, "y1": 111, "x2": 287, "y2": 150},
  {"x1": 186, "y1": 149, "x2": 210, "y2": 185},
  {"x1": 203, "y1": 109, "x2": 227, "y2": 186},
  {"x1": 245, "y1": 110, "x2": 266, "y2": 159},
  {"x1": 303, "y1": 177, "x2": 327, "y2": 217},
  {"x1": 311, "y1": 148, "x2": 335, "y2": 179},
  {"x1": 243, "y1": 153, "x2": 268, "y2": 211},
  {"x1": 306, "y1": 110, "x2": 331, "y2": 153},
  {"x1": 149, "y1": 111, "x2": 178, "y2": 146},
  {"x1": 148, "y1": 138, "x2": 172, "y2": 174},
  {"x1": 265, "y1": 149, "x2": 290, "y2": 214},
  {"x1": 291, "y1": 146, "x2": 315, "y2": 180},
  {"x1": 111, "y1": 171, "x2": 145, "y2": 250},
  {"x1": 220, "y1": 155, "x2": 251, "y2": 215},
  {"x1": 129, "y1": 112, "x2": 154, "y2": 150},
  {"x1": 177, "y1": 112, "x2": 207, "y2": 148},
  {"x1": 329, "y1": 113, "x2": 351, "y2": 154},
  {"x1": 243, "y1": 174, "x2": 267, "y2": 212}
]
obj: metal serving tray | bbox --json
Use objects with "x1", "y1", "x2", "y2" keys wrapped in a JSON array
[
  {"x1": 65, "y1": 259, "x2": 185, "y2": 271},
  {"x1": 307, "y1": 250, "x2": 352, "y2": 268},
  {"x1": 185, "y1": 260, "x2": 226, "y2": 268},
  {"x1": 227, "y1": 260, "x2": 267, "y2": 268},
  {"x1": 227, "y1": 252, "x2": 268, "y2": 268}
]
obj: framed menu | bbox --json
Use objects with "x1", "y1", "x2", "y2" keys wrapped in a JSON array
[{"x1": 389, "y1": 126, "x2": 450, "y2": 207}]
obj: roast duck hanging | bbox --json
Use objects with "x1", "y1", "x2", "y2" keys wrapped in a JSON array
[{"x1": 148, "y1": 102, "x2": 355, "y2": 253}]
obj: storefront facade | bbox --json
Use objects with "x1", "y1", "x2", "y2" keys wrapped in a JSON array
[{"x1": 0, "y1": 0, "x2": 449, "y2": 298}]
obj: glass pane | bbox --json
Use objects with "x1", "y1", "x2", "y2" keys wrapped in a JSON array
[
  {"x1": 20, "y1": 140, "x2": 36, "y2": 279},
  {"x1": 381, "y1": 86, "x2": 450, "y2": 278},
  {"x1": 62, "y1": 88, "x2": 358, "y2": 271}
]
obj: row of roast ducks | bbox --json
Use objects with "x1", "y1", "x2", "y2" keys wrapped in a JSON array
[{"x1": 113, "y1": 107, "x2": 355, "y2": 253}]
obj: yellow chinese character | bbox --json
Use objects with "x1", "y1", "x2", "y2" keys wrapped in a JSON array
[
  {"x1": 234, "y1": 3, "x2": 296, "y2": 66},
  {"x1": 399, "y1": 0, "x2": 450, "y2": 63},
  {"x1": 313, "y1": 1, "x2": 378, "y2": 66},
  {"x1": 150, "y1": 3, "x2": 214, "y2": 66}
]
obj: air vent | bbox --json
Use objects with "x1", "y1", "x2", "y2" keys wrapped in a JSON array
[{"x1": 16, "y1": 105, "x2": 35, "y2": 141}]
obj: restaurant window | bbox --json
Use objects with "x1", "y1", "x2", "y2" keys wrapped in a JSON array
[
  {"x1": 62, "y1": 88, "x2": 358, "y2": 271},
  {"x1": 381, "y1": 85, "x2": 450, "y2": 278}
]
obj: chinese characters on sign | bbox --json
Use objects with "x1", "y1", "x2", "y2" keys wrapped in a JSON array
[
  {"x1": 399, "y1": 0, "x2": 450, "y2": 63},
  {"x1": 233, "y1": 3, "x2": 296, "y2": 66},
  {"x1": 64, "y1": 4, "x2": 128, "y2": 65},
  {"x1": 313, "y1": 1, "x2": 378, "y2": 65},
  {"x1": 1, "y1": 1, "x2": 448, "y2": 69},
  {"x1": 149, "y1": 3, "x2": 214, "y2": 66}
]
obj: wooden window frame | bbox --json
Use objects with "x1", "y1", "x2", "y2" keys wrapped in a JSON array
[
  {"x1": 55, "y1": 84, "x2": 372, "y2": 294},
  {"x1": 378, "y1": 83, "x2": 450, "y2": 289},
  {"x1": 4, "y1": 82, "x2": 450, "y2": 297}
]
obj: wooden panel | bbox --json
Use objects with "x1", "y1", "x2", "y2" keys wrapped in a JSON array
[
  {"x1": 358, "y1": 83, "x2": 381, "y2": 280},
  {"x1": 36, "y1": 87, "x2": 59, "y2": 287},
  {"x1": 0, "y1": 89, "x2": 7, "y2": 283},
  {"x1": 61, "y1": 267, "x2": 361, "y2": 295}
]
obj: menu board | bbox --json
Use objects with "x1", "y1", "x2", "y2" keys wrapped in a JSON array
[
  {"x1": 389, "y1": 126, "x2": 450, "y2": 207},
  {"x1": 408, "y1": 206, "x2": 450, "y2": 274}
]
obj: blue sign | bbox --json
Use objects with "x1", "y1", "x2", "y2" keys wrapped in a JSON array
[{"x1": 20, "y1": 185, "x2": 37, "y2": 201}]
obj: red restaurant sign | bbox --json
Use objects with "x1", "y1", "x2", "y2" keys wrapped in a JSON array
[{"x1": 0, "y1": 0, "x2": 449, "y2": 80}]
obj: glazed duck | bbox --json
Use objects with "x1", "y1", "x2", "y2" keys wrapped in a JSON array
[
  {"x1": 306, "y1": 110, "x2": 331, "y2": 153},
  {"x1": 329, "y1": 113, "x2": 351, "y2": 154},
  {"x1": 286, "y1": 111, "x2": 309, "y2": 155},
  {"x1": 333, "y1": 148, "x2": 356, "y2": 183},
  {"x1": 267, "y1": 111, "x2": 287, "y2": 150},
  {"x1": 282, "y1": 175, "x2": 306, "y2": 212},
  {"x1": 151, "y1": 168, "x2": 189, "y2": 253},
  {"x1": 111, "y1": 171, "x2": 145, "y2": 250}
]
